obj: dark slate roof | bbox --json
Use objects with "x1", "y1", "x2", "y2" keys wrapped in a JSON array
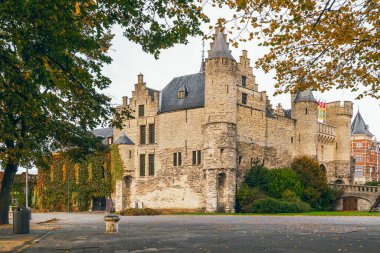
[
  {"x1": 208, "y1": 32, "x2": 235, "y2": 60},
  {"x1": 159, "y1": 72, "x2": 205, "y2": 113},
  {"x1": 351, "y1": 111, "x2": 373, "y2": 136},
  {"x1": 293, "y1": 89, "x2": 317, "y2": 103},
  {"x1": 92, "y1": 127, "x2": 113, "y2": 138},
  {"x1": 284, "y1": 109, "x2": 292, "y2": 119},
  {"x1": 266, "y1": 106, "x2": 276, "y2": 118},
  {"x1": 114, "y1": 132, "x2": 134, "y2": 145},
  {"x1": 148, "y1": 88, "x2": 157, "y2": 101},
  {"x1": 92, "y1": 127, "x2": 113, "y2": 145}
]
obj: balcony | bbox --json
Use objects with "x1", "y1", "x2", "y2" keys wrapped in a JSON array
[{"x1": 318, "y1": 123, "x2": 336, "y2": 142}]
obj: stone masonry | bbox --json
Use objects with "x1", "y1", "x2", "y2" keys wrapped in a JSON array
[{"x1": 112, "y1": 30, "x2": 353, "y2": 213}]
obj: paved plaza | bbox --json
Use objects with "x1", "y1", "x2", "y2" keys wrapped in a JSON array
[{"x1": 2, "y1": 213, "x2": 380, "y2": 253}]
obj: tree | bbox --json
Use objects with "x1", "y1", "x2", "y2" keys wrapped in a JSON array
[
  {"x1": 0, "y1": 0, "x2": 208, "y2": 224},
  {"x1": 291, "y1": 156, "x2": 337, "y2": 210},
  {"x1": 210, "y1": 0, "x2": 379, "y2": 99}
]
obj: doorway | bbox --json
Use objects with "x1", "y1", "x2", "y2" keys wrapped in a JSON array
[{"x1": 343, "y1": 197, "x2": 358, "y2": 211}]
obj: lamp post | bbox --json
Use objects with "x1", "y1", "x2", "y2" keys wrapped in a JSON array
[{"x1": 25, "y1": 167, "x2": 28, "y2": 208}]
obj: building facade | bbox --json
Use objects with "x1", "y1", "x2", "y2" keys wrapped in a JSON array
[
  {"x1": 110, "y1": 30, "x2": 354, "y2": 213},
  {"x1": 351, "y1": 111, "x2": 380, "y2": 184}
]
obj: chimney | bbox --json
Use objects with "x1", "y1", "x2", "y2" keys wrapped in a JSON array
[{"x1": 122, "y1": 96, "x2": 128, "y2": 106}]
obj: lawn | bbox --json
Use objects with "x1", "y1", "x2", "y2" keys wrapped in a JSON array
[{"x1": 165, "y1": 211, "x2": 380, "y2": 216}]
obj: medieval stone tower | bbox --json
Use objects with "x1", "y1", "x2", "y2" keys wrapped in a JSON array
[
  {"x1": 292, "y1": 90, "x2": 319, "y2": 158},
  {"x1": 203, "y1": 31, "x2": 237, "y2": 213},
  {"x1": 325, "y1": 102, "x2": 353, "y2": 182}
]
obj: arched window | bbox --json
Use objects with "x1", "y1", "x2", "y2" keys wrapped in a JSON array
[
  {"x1": 102, "y1": 161, "x2": 106, "y2": 179},
  {"x1": 50, "y1": 165, "x2": 54, "y2": 182},
  {"x1": 88, "y1": 163, "x2": 93, "y2": 181},
  {"x1": 74, "y1": 164, "x2": 80, "y2": 184},
  {"x1": 62, "y1": 164, "x2": 66, "y2": 182}
]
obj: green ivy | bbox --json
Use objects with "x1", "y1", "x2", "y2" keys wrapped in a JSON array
[
  {"x1": 36, "y1": 152, "x2": 113, "y2": 211},
  {"x1": 110, "y1": 145, "x2": 124, "y2": 192}
]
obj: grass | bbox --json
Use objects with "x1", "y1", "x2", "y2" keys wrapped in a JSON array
[{"x1": 162, "y1": 211, "x2": 380, "y2": 216}]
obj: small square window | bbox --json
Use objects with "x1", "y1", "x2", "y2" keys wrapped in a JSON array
[{"x1": 178, "y1": 91, "x2": 186, "y2": 99}]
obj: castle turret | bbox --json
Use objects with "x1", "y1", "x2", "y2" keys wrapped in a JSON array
[
  {"x1": 326, "y1": 101, "x2": 353, "y2": 182},
  {"x1": 292, "y1": 89, "x2": 319, "y2": 158},
  {"x1": 203, "y1": 30, "x2": 237, "y2": 213}
]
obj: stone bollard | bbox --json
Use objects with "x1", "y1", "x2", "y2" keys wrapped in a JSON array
[
  {"x1": 8, "y1": 206, "x2": 13, "y2": 225},
  {"x1": 104, "y1": 214, "x2": 120, "y2": 234}
]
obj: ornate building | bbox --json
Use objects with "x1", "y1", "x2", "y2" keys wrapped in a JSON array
[
  {"x1": 351, "y1": 111, "x2": 380, "y2": 184},
  {"x1": 109, "y1": 30, "x2": 354, "y2": 212}
]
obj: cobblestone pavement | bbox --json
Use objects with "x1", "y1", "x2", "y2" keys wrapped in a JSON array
[{"x1": 17, "y1": 213, "x2": 380, "y2": 253}]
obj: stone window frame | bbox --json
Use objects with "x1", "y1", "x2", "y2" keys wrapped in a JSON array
[
  {"x1": 148, "y1": 154, "x2": 155, "y2": 176},
  {"x1": 241, "y1": 76, "x2": 247, "y2": 87},
  {"x1": 242, "y1": 93, "x2": 248, "y2": 105},
  {"x1": 148, "y1": 124, "x2": 155, "y2": 144},
  {"x1": 140, "y1": 154, "x2": 146, "y2": 176},
  {"x1": 138, "y1": 104, "x2": 145, "y2": 117},
  {"x1": 140, "y1": 125, "x2": 146, "y2": 144},
  {"x1": 173, "y1": 152, "x2": 182, "y2": 166},
  {"x1": 192, "y1": 150, "x2": 202, "y2": 165}
]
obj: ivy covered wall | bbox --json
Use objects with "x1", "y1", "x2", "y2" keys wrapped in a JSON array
[{"x1": 35, "y1": 152, "x2": 115, "y2": 211}]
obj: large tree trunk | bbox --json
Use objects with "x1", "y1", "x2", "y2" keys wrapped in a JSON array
[{"x1": 0, "y1": 160, "x2": 18, "y2": 224}]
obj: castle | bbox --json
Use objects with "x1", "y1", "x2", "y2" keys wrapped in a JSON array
[{"x1": 110, "y1": 30, "x2": 354, "y2": 213}]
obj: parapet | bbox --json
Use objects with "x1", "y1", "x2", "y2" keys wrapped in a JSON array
[{"x1": 326, "y1": 101, "x2": 353, "y2": 117}]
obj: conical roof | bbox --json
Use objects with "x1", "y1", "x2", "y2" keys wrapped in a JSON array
[
  {"x1": 114, "y1": 132, "x2": 134, "y2": 145},
  {"x1": 208, "y1": 32, "x2": 235, "y2": 60},
  {"x1": 351, "y1": 111, "x2": 373, "y2": 136},
  {"x1": 293, "y1": 89, "x2": 317, "y2": 103}
]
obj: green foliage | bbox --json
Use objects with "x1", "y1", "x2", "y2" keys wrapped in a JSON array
[
  {"x1": 251, "y1": 197, "x2": 311, "y2": 213},
  {"x1": 35, "y1": 153, "x2": 112, "y2": 211},
  {"x1": 291, "y1": 156, "x2": 338, "y2": 210},
  {"x1": 266, "y1": 168, "x2": 303, "y2": 199},
  {"x1": 118, "y1": 208, "x2": 160, "y2": 216},
  {"x1": 238, "y1": 157, "x2": 338, "y2": 213},
  {"x1": 110, "y1": 145, "x2": 124, "y2": 192},
  {"x1": 0, "y1": 0, "x2": 208, "y2": 223},
  {"x1": 245, "y1": 161, "x2": 270, "y2": 191},
  {"x1": 236, "y1": 184, "x2": 266, "y2": 213},
  {"x1": 365, "y1": 182, "x2": 380, "y2": 186}
]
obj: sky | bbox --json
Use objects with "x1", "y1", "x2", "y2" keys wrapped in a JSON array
[
  {"x1": 21, "y1": 7, "x2": 380, "y2": 175},
  {"x1": 101, "y1": 25, "x2": 380, "y2": 139}
]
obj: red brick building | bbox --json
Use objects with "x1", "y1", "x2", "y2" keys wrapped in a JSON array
[{"x1": 351, "y1": 111, "x2": 380, "y2": 184}]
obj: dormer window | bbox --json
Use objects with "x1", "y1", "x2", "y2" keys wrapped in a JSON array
[
  {"x1": 178, "y1": 90, "x2": 186, "y2": 99},
  {"x1": 107, "y1": 137, "x2": 113, "y2": 145},
  {"x1": 178, "y1": 85, "x2": 188, "y2": 99}
]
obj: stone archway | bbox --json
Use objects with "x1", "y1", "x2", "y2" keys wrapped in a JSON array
[
  {"x1": 334, "y1": 179, "x2": 345, "y2": 184},
  {"x1": 217, "y1": 173, "x2": 226, "y2": 212},
  {"x1": 320, "y1": 164, "x2": 327, "y2": 174}
]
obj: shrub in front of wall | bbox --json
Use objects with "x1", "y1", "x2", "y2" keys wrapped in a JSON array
[
  {"x1": 118, "y1": 208, "x2": 161, "y2": 216},
  {"x1": 251, "y1": 197, "x2": 311, "y2": 213},
  {"x1": 266, "y1": 168, "x2": 304, "y2": 199},
  {"x1": 237, "y1": 183, "x2": 266, "y2": 213}
]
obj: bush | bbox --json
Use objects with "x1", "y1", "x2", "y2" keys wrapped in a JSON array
[
  {"x1": 251, "y1": 197, "x2": 311, "y2": 213},
  {"x1": 291, "y1": 156, "x2": 337, "y2": 210},
  {"x1": 118, "y1": 208, "x2": 160, "y2": 216},
  {"x1": 245, "y1": 161, "x2": 270, "y2": 191},
  {"x1": 266, "y1": 168, "x2": 303, "y2": 199},
  {"x1": 237, "y1": 183, "x2": 266, "y2": 213}
]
